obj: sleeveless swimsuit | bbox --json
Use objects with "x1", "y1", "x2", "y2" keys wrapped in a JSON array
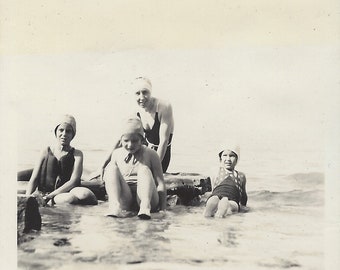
[
  {"x1": 38, "y1": 147, "x2": 76, "y2": 193},
  {"x1": 137, "y1": 105, "x2": 173, "y2": 173},
  {"x1": 210, "y1": 168, "x2": 247, "y2": 210}
]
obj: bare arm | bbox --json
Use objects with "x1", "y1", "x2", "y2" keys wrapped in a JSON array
[
  {"x1": 240, "y1": 173, "x2": 248, "y2": 206},
  {"x1": 157, "y1": 102, "x2": 174, "y2": 162},
  {"x1": 102, "y1": 139, "x2": 121, "y2": 168},
  {"x1": 99, "y1": 139, "x2": 121, "y2": 180},
  {"x1": 150, "y1": 151, "x2": 167, "y2": 210},
  {"x1": 45, "y1": 149, "x2": 83, "y2": 200},
  {"x1": 101, "y1": 152, "x2": 112, "y2": 170},
  {"x1": 26, "y1": 149, "x2": 46, "y2": 195}
]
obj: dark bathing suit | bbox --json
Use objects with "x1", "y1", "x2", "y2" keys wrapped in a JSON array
[
  {"x1": 210, "y1": 168, "x2": 247, "y2": 211},
  {"x1": 38, "y1": 147, "x2": 77, "y2": 193},
  {"x1": 137, "y1": 112, "x2": 173, "y2": 173}
]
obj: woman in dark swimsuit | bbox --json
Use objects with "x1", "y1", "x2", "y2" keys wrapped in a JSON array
[
  {"x1": 26, "y1": 115, "x2": 97, "y2": 205},
  {"x1": 134, "y1": 77, "x2": 174, "y2": 173},
  {"x1": 99, "y1": 77, "x2": 174, "y2": 177}
]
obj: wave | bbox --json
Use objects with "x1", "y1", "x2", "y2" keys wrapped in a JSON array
[
  {"x1": 284, "y1": 172, "x2": 324, "y2": 185},
  {"x1": 249, "y1": 188, "x2": 324, "y2": 208}
]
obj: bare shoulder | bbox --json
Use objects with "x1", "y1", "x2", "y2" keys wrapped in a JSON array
[
  {"x1": 157, "y1": 99, "x2": 174, "y2": 129},
  {"x1": 111, "y1": 147, "x2": 125, "y2": 160},
  {"x1": 157, "y1": 98, "x2": 172, "y2": 111},
  {"x1": 141, "y1": 146, "x2": 160, "y2": 164},
  {"x1": 73, "y1": 149, "x2": 83, "y2": 158},
  {"x1": 39, "y1": 147, "x2": 49, "y2": 156},
  {"x1": 143, "y1": 146, "x2": 158, "y2": 158},
  {"x1": 35, "y1": 147, "x2": 49, "y2": 163}
]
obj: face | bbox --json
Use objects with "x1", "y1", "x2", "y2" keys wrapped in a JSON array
[
  {"x1": 56, "y1": 123, "x2": 74, "y2": 146},
  {"x1": 135, "y1": 88, "x2": 151, "y2": 108},
  {"x1": 220, "y1": 150, "x2": 238, "y2": 171},
  {"x1": 121, "y1": 133, "x2": 143, "y2": 154}
]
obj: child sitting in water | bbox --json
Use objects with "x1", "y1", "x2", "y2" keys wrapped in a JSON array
[
  {"x1": 203, "y1": 144, "x2": 247, "y2": 218},
  {"x1": 26, "y1": 114, "x2": 97, "y2": 205},
  {"x1": 104, "y1": 117, "x2": 167, "y2": 219}
]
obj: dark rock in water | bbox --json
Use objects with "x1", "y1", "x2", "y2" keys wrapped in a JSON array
[
  {"x1": 127, "y1": 259, "x2": 144, "y2": 264},
  {"x1": 80, "y1": 172, "x2": 211, "y2": 204},
  {"x1": 166, "y1": 195, "x2": 179, "y2": 207},
  {"x1": 17, "y1": 195, "x2": 42, "y2": 245},
  {"x1": 167, "y1": 185, "x2": 201, "y2": 205},
  {"x1": 23, "y1": 197, "x2": 42, "y2": 233},
  {"x1": 53, "y1": 238, "x2": 71, "y2": 246},
  {"x1": 17, "y1": 169, "x2": 33, "y2": 181},
  {"x1": 17, "y1": 170, "x2": 212, "y2": 205}
]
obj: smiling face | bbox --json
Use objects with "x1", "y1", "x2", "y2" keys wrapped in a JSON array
[
  {"x1": 121, "y1": 133, "x2": 143, "y2": 154},
  {"x1": 56, "y1": 123, "x2": 74, "y2": 147},
  {"x1": 135, "y1": 88, "x2": 152, "y2": 109},
  {"x1": 220, "y1": 150, "x2": 238, "y2": 171}
]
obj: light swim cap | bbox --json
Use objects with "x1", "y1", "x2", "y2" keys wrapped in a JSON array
[
  {"x1": 121, "y1": 117, "x2": 144, "y2": 138},
  {"x1": 132, "y1": 77, "x2": 152, "y2": 93},
  {"x1": 54, "y1": 114, "x2": 76, "y2": 137},
  {"x1": 218, "y1": 143, "x2": 240, "y2": 161}
]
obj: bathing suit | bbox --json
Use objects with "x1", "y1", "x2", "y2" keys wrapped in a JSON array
[
  {"x1": 38, "y1": 147, "x2": 76, "y2": 193},
  {"x1": 127, "y1": 181, "x2": 139, "y2": 211},
  {"x1": 210, "y1": 168, "x2": 247, "y2": 210},
  {"x1": 137, "y1": 108, "x2": 173, "y2": 173}
]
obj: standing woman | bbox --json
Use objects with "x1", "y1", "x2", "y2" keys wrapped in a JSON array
[
  {"x1": 26, "y1": 114, "x2": 97, "y2": 205},
  {"x1": 133, "y1": 77, "x2": 174, "y2": 173}
]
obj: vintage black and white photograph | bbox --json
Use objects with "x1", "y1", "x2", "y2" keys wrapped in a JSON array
[{"x1": 0, "y1": 1, "x2": 339, "y2": 269}]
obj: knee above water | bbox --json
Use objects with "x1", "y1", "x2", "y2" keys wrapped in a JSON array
[
  {"x1": 137, "y1": 165, "x2": 152, "y2": 177},
  {"x1": 70, "y1": 187, "x2": 97, "y2": 201},
  {"x1": 54, "y1": 193, "x2": 79, "y2": 204},
  {"x1": 220, "y1": 197, "x2": 230, "y2": 202}
]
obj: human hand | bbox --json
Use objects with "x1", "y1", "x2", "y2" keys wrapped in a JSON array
[
  {"x1": 42, "y1": 195, "x2": 53, "y2": 206},
  {"x1": 32, "y1": 194, "x2": 45, "y2": 206}
]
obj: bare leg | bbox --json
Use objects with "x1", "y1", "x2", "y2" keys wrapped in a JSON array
[
  {"x1": 104, "y1": 164, "x2": 133, "y2": 217},
  {"x1": 215, "y1": 197, "x2": 230, "y2": 218},
  {"x1": 54, "y1": 193, "x2": 79, "y2": 204},
  {"x1": 204, "y1": 195, "x2": 220, "y2": 217},
  {"x1": 136, "y1": 165, "x2": 159, "y2": 220},
  {"x1": 228, "y1": 200, "x2": 239, "y2": 213},
  {"x1": 70, "y1": 187, "x2": 98, "y2": 205}
]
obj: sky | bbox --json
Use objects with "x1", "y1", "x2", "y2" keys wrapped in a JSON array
[
  {"x1": 1, "y1": 1, "x2": 340, "y2": 268},
  {"x1": 1, "y1": 0, "x2": 339, "y2": 52},
  {"x1": 1, "y1": 1, "x2": 338, "y2": 149}
]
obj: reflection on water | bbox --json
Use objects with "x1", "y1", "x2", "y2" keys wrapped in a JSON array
[
  {"x1": 218, "y1": 227, "x2": 238, "y2": 248},
  {"x1": 18, "y1": 174, "x2": 324, "y2": 270}
]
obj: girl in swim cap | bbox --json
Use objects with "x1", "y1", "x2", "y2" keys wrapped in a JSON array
[
  {"x1": 203, "y1": 144, "x2": 248, "y2": 218},
  {"x1": 26, "y1": 114, "x2": 98, "y2": 206}
]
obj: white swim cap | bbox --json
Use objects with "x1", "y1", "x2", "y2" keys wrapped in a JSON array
[
  {"x1": 54, "y1": 114, "x2": 76, "y2": 137},
  {"x1": 132, "y1": 77, "x2": 152, "y2": 93},
  {"x1": 218, "y1": 143, "x2": 240, "y2": 161},
  {"x1": 121, "y1": 117, "x2": 144, "y2": 138}
]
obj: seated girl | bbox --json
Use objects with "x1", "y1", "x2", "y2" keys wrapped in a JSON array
[
  {"x1": 104, "y1": 117, "x2": 167, "y2": 219},
  {"x1": 203, "y1": 144, "x2": 247, "y2": 218},
  {"x1": 25, "y1": 114, "x2": 97, "y2": 205}
]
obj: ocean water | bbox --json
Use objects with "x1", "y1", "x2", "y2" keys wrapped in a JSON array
[
  {"x1": 11, "y1": 49, "x2": 334, "y2": 269},
  {"x1": 16, "y1": 128, "x2": 326, "y2": 270},
  {"x1": 17, "y1": 170, "x2": 324, "y2": 270}
]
